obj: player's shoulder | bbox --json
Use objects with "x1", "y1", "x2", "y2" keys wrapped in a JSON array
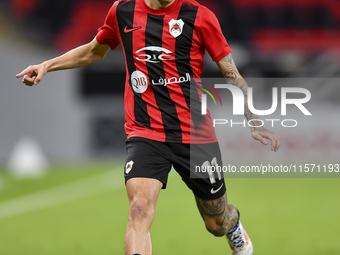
[
  {"x1": 115, "y1": 0, "x2": 136, "y2": 7},
  {"x1": 181, "y1": 0, "x2": 215, "y2": 15},
  {"x1": 181, "y1": 0, "x2": 218, "y2": 27},
  {"x1": 116, "y1": 0, "x2": 135, "y2": 3},
  {"x1": 112, "y1": 0, "x2": 137, "y2": 14}
]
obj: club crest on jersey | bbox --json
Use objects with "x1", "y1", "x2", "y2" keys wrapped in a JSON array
[{"x1": 169, "y1": 19, "x2": 184, "y2": 38}]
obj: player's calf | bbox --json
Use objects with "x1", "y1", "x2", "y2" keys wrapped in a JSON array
[
  {"x1": 195, "y1": 194, "x2": 239, "y2": 237},
  {"x1": 204, "y1": 216, "x2": 229, "y2": 237}
]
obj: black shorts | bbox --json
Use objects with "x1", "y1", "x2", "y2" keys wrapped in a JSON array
[{"x1": 124, "y1": 138, "x2": 226, "y2": 199}]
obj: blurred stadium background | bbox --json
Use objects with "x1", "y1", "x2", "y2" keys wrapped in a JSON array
[{"x1": 0, "y1": 0, "x2": 339, "y2": 254}]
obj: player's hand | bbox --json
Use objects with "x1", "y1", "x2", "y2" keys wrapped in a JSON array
[
  {"x1": 16, "y1": 64, "x2": 47, "y2": 86},
  {"x1": 252, "y1": 127, "x2": 281, "y2": 152}
]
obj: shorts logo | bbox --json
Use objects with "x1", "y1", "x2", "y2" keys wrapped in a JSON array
[
  {"x1": 136, "y1": 46, "x2": 173, "y2": 63},
  {"x1": 130, "y1": 71, "x2": 148, "y2": 93},
  {"x1": 169, "y1": 19, "x2": 184, "y2": 38},
  {"x1": 210, "y1": 183, "x2": 224, "y2": 194},
  {"x1": 125, "y1": 160, "x2": 134, "y2": 174}
]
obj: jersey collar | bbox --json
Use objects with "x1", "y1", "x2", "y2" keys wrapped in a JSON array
[{"x1": 141, "y1": 0, "x2": 182, "y2": 15}]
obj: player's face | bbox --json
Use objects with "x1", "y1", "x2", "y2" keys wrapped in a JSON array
[{"x1": 147, "y1": 0, "x2": 175, "y2": 9}]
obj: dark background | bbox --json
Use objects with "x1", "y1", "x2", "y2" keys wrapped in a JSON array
[{"x1": 1, "y1": 0, "x2": 339, "y2": 158}]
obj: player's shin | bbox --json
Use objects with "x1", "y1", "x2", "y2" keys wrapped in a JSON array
[{"x1": 226, "y1": 211, "x2": 253, "y2": 255}]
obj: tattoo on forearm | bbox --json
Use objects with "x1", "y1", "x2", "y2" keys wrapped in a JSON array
[{"x1": 216, "y1": 54, "x2": 266, "y2": 132}]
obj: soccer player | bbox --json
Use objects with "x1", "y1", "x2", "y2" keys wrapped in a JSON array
[{"x1": 16, "y1": 0, "x2": 281, "y2": 254}]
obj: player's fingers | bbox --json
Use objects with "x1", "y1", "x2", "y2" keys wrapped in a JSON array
[
  {"x1": 259, "y1": 132, "x2": 276, "y2": 151},
  {"x1": 269, "y1": 134, "x2": 281, "y2": 152},
  {"x1": 264, "y1": 133, "x2": 281, "y2": 152},
  {"x1": 16, "y1": 72, "x2": 25, "y2": 78},
  {"x1": 24, "y1": 80, "x2": 34, "y2": 86},
  {"x1": 16, "y1": 67, "x2": 32, "y2": 78},
  {"x1": 16, "y1": 70, "x2": 28, "y2": 78},
  {"x1": 34, "y1": 72, "x2": 44, "y2": 85},
  {"x1": 23, "y1": 75, "x2": 36, "y2": 86},
  {"x1": 275, "y1": 136, "x2": 282, "y2": 152},
  {"x1": 23, "y1": 74, "x2": 35, "y2": 83},
  {"x1": 270, "y1": 136, "x2": 277, "y2": 152},
  {"x1": 253, "y1": 132, "x2": 268, "y2": 146}
]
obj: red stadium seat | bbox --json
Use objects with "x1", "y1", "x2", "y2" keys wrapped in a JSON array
[
  {"x1": 329, "y1": 1, "x2": 340, "y2": 21},
  {"x1": 230, "y1": 0, "x2": 335, "y2": 11},
  {"x1": 252, "y1": 28, "x2": 340, "y2": 53},
  {"x1": 10, "y1": 0, "x2": 41, "y2": 19},
  {"x1": 54, "y1": 1, "x2": 114, "y2": 52}
]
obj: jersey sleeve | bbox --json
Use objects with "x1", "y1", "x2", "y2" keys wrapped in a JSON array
[
  {"x1": 199, "y1": 7, "x2": 232, "y2": 62},
  {"x1": 96, "y1": 1, "x2": 120, "y2": 50}
]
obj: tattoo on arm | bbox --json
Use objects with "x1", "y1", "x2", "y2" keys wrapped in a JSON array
[{"x1": 216, "y1": 54, "x2": 266, "y2": 132}]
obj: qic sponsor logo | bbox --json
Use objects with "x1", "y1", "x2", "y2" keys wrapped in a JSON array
[
  {"x1": 135, "y1": 46, "x2": 173, "y2": 63},
  {"x1": 130, "y1": 71, "x2": 148, "y2": 93}
]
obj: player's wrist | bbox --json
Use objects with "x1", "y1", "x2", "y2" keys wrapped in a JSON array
[
  {"x1": 42, "y1": 60, "x2": 53, "y2": 73},
  {"x1": 248, "y1": 119, "x2": 265, "y2": 132},
  {"x1": 250, "y1": 126, "x2": 267, "y2": 133}
]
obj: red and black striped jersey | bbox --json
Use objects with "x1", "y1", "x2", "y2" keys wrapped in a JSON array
[{"x1": 96, "y1": 0, "x2": 232, "y2": 144}]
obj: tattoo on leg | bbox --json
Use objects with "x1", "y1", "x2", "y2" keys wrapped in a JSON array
[
  {"x1": 196, "y1": 196, "x2": 239, "y2": 235},
  {"x1": 226, "y1": 204, "x2": 239, "y2": 232},
  {"x1": 196, "y1": 196, "x2": 226, "y2": 218}
]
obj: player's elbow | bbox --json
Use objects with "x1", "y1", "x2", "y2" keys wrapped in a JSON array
[
  {"x1": 89, "y1": 39, "x2": 110, "y2": 63},
  {"x1": 91, "y1": 52, "x2": 106, "y2": 62}
]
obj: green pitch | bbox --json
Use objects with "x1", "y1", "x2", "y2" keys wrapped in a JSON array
[{"x1": 0, "y1": 161, "x2": 339, "y2": 255}]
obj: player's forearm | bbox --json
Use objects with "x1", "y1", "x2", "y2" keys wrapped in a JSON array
[
  {"x1": 216, "y1": 54, "x2": 263, "y2": 131},
  {"x1": 43, "y1": 43, "x2": 101, "y2": 73},
  {"x1": 16, "y1": 38, "x2": 110, "y2": 86}
]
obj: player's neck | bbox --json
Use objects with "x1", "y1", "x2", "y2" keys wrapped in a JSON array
[{"x1": 144, "y1": 0, "x2": 176, "y2": 9}]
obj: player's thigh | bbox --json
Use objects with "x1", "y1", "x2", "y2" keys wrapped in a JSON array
[
  {"x1": 124, "y1": 138, "x2": 172, "y2": 190},
  {"x1": 171, "y1": 142, "x2": 226, "y2": 200},
  {"x1": 124, "y1": 138, "x2": 171, "y2": 212}
]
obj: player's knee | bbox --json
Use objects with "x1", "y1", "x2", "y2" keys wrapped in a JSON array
[
  {"x1": 129, "y1": 196, "x2": 155, "y2": 221},
  {"x1": 205, "y1": 216, "x2": 227, "y2": 237}
]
